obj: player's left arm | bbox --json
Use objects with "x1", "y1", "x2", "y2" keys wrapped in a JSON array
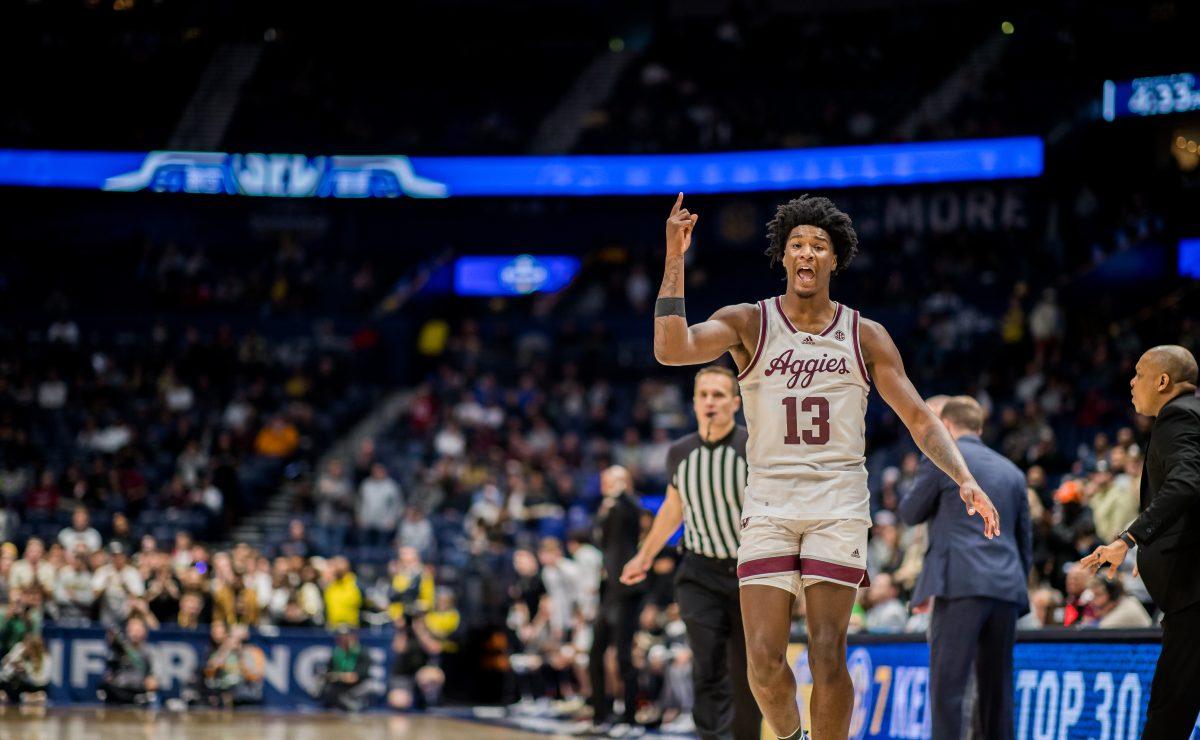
[{"x1": 859, "y1": 318, "x2": 1000, "y2": 539}]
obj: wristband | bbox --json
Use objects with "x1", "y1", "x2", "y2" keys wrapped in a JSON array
[
  {"x1": 1118, "y1": 531, "x2": 1137, "y2": 549},
  {"x1": 654, "y1": 297, "x2": 686, "y2": 317}
]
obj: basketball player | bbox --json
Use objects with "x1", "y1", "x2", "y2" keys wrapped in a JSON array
[{"x1": 652, "y1": 193, "x2": 1001, "y2": 740}]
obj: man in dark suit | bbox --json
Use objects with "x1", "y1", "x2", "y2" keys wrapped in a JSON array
[
  {"x1": 589, "y1": 465, "x2": 647, "y2": 734},
  {"x1": 899, "y1": 395, "x2": 1031, "y2": 740},
  {"x1": 1082, "y1": 345, "x2": 1200, "y2": 738}
]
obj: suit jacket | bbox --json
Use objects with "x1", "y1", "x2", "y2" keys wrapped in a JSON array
[
  {"x1": 899, "y1": 435, "x2": 1032, "y2": 614},
  {"x1": 1128, "y1": 392, "x2": 1200, "y2": 615},
  {"x1": 594, "y1": 491, "x2": 646, "y2": 600}
]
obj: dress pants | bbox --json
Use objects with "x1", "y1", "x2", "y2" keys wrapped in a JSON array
[
  {"x1": 675, "y1": 550, "x2": 762, "y2": 740},
  {"x1": 1143, "y1": 600, "x2": 1200, "y2": 738},
  {"x1": 590, "y1": 587, "x2": 642, "y2": 725},
  {"x1": 929, "y1": 596, "x2": 1018, "y2": 740}
]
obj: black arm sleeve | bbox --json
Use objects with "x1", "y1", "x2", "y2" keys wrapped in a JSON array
[{"x1": 1128, "y1": 407, "x2": 1200, "y2": 546}]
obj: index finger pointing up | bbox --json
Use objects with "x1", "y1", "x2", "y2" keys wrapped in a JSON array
[{"x1": 671, "y1": 192, "x2": 684, "y2": 215}]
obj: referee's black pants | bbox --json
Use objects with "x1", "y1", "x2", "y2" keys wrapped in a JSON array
[
  {"x1": 1143, "y1": 600, "x2": 1200, "y2": 738},
  {"x1": 675, "y1": 550, "x2": 762, "y2": 740}
]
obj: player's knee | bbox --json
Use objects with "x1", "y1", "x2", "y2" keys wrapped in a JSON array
[
  {"x1": 745, "y1": 635, "x2": 785, "y2": 685},
  {"x1": 806, "y1": 635, "x2": 847, "y2": 684}
]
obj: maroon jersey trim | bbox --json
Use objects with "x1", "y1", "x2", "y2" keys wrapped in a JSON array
[
  {"x1": 852, "y1": 309, "x2": 871, "y2": 384},
  {"x1": 774, "y1": 296, "x2": 841, "y2": 337},
  {"x1": 737, "y1": 300, "x2": 768, "y2": 381}
]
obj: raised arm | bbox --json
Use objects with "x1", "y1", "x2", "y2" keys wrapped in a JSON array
[
  {"x1": 653, "y1": 193, "x2": 756, "y2": 367},
  {"x1": 860, "y1": 318, "x2": 1001, "y2": 539}
]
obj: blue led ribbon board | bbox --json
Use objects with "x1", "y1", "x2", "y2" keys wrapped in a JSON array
[{"x1": 0, "y1": 137, "x2": 1043, "y2": 198}]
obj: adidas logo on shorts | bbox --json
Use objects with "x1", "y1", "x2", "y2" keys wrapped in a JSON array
[
  {"x1": 802, "y1": 335, "x2": 815, "y2": 345},
  {"x1": 850, "y1": 548, "x2": 860, "y2": 558}
]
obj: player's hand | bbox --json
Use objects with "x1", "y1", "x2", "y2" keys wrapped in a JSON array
[
  {"x1": 1081, "y1": 541, "x2": 1129, "y2": 580},
  {"x1": 666, "y1": 193, "x2": 699, "y2": 257},
  {"x1": 959, "y1": 479, "x2": 1000, "y2": 539},
  {"x1": 619, "y1": 552, "x2": 652, "y2": 586}
]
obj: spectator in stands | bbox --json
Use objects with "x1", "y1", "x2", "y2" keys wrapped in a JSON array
[
  {"x1": 58, "y1": 506, "x2": 102, "y2": 554},
  {"x1": 422, "y1": 588, "x2": 462, "y2": 656},
  {"x1": 177, "y1": 591, "x2": 207, "y2": 630},
  {"x1": 324, "y1": 556, "x2": 363, "y2": 628},
  {"x1": 10, "y1": 538, "x2": 54, "y2": 598},
  {"x1": 92, "y1": 543, "x2": 144, "y2": 626},
  {"x1": 1062, "y1": 565, "x2": 1095, "y2": 627},
  {"x1": 537, "y1": 537, "x2": 580, "y2": 635},
  {"x1": 144, "y1": 555, "x2": 182, "y2": 626},
  {"x1": 388, "y1": 615, "x2": 446, "y2": 710},
  {"x1": 53, "y1": 549, "x2": 96, "y2": 624},
  {"x1": 24, "y1": 472, "x2": 60, "y2": 518},
  {"x1": 864, "y1": 574, "x2": 908, "y2": 634},
  {"x1": 1019, "y1": 587, "x2": 1064, "y2": 629},
  {"x1": 211, "y1": 558, "x2": 260, "y2": 627},
  {"x1": 565, "y1": 532, "x2": 602, "y2": 619},
  {"x1": 398, "y1": 505, "x2": 435, "y2": 560},
  {"x1": 109, "y1": 513, "x2": 136, "y2": 554},
  {"x1": 317, "y1": 626, "x2": 372, "y2": 711},
  {"x1": 171, "y1": 531, "x2": 195, "y2": 571},
  {"x1": 0, "y1": 633, "x2": 50, "y2": 705},
  {"x1": 867, "y1": 510, "x2": 904, "y2": 578},
  {"x1": 279, "y1": 519, "x2": 315, "y2": 559},
  {"x1": 254, "y1": 415, "x2": 300, "y2": 459},
  {"x1": 97, "y1": 617, "x2": 158, "y2": 706},
  {"x1": 1028, "y1": 288, "x2": 1064, "y2": 359},
  {"x1": 358, "y1": 463, "x2": 403, "y2": 547},
  {"x1": 387, "y1": 547, "x2": 434, "y2": 621},
  {"x1": 315, "y1": 459, "x2": 354, "y2": 552},
  {"x1": 1089, "y1": 449, "x2": 1142, "y2": 544},
  {"x1": 1086, "y1": 579, "x2": 1153, "y2": 629}
]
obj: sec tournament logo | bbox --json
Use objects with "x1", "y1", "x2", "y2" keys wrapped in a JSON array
[
  {"x1": 846, "y1": 648, "x2": 873, "y2": 740},
  {"x1": 790, "y1": 646, "x2": 873, "y2": 740}
]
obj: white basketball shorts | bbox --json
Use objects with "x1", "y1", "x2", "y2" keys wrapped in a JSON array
[{"x1": 736, "y1": 516, "x2": 870, "y2": 597}]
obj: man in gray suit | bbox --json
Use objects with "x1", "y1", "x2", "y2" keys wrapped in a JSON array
[{"x1": 899, "y1": 396, "x2": 1032, "y2": 740}]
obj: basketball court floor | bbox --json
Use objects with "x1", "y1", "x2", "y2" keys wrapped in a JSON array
[{"x1": 0, "y1": 707, "x2": 575, "y2": 740}]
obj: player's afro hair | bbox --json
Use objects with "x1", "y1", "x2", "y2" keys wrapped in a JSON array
[{"x1": 765, "y1": 194, "x2": 859, "y2": 274}]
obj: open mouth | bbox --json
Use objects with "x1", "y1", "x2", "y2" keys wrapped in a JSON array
[{"x1": 796, "y1": 267, "x2": 816, "y2": 285}]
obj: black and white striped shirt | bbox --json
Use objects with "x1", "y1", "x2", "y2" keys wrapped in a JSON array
[{"x1": 667, "y1": 426, "x2": 749, "y2": 560}]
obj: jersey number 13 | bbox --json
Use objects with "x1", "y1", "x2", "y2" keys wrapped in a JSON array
[{"x1": 781, "y1": 396, "x2": 830, "y2": 445}]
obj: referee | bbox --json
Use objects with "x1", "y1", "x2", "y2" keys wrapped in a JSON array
[{"x1": 621, "y1": 365, "x2": 761, "y2": 740}]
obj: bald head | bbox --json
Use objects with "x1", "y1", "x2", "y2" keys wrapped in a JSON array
[
  {"x1": 925, "y1": 395, "x2": 950, "y2": 417},
  {"x1": 1132, "y1": 345, "x2": 1199, "y2": 416},
  {"x1": 1145, "y1": 345, "x2": 1199, "y2": 386},
  {"x1": 601, "y1": 465, "x2": 631, "y2": 497}
]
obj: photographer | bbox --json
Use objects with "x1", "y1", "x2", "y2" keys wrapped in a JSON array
[
  {"x1": 0, "y1": 634, "x2": 50, "y2": 704},
  {"x1": 317, "y1": 626, "x2": 372, "y2": 711},
  {"x1": 0, "y1": 589, "x2": 42, "y2": 660},
  {"x1": 182, "y1": 623, "x2": 265, "y2": 708},
  {"x1": 97, "y1": 617, "x2": 159, "y2": 706}
]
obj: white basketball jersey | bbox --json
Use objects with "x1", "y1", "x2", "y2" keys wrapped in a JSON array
[{"x1": 736, "y1": 297, "x2": 871, "y2": 522}]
